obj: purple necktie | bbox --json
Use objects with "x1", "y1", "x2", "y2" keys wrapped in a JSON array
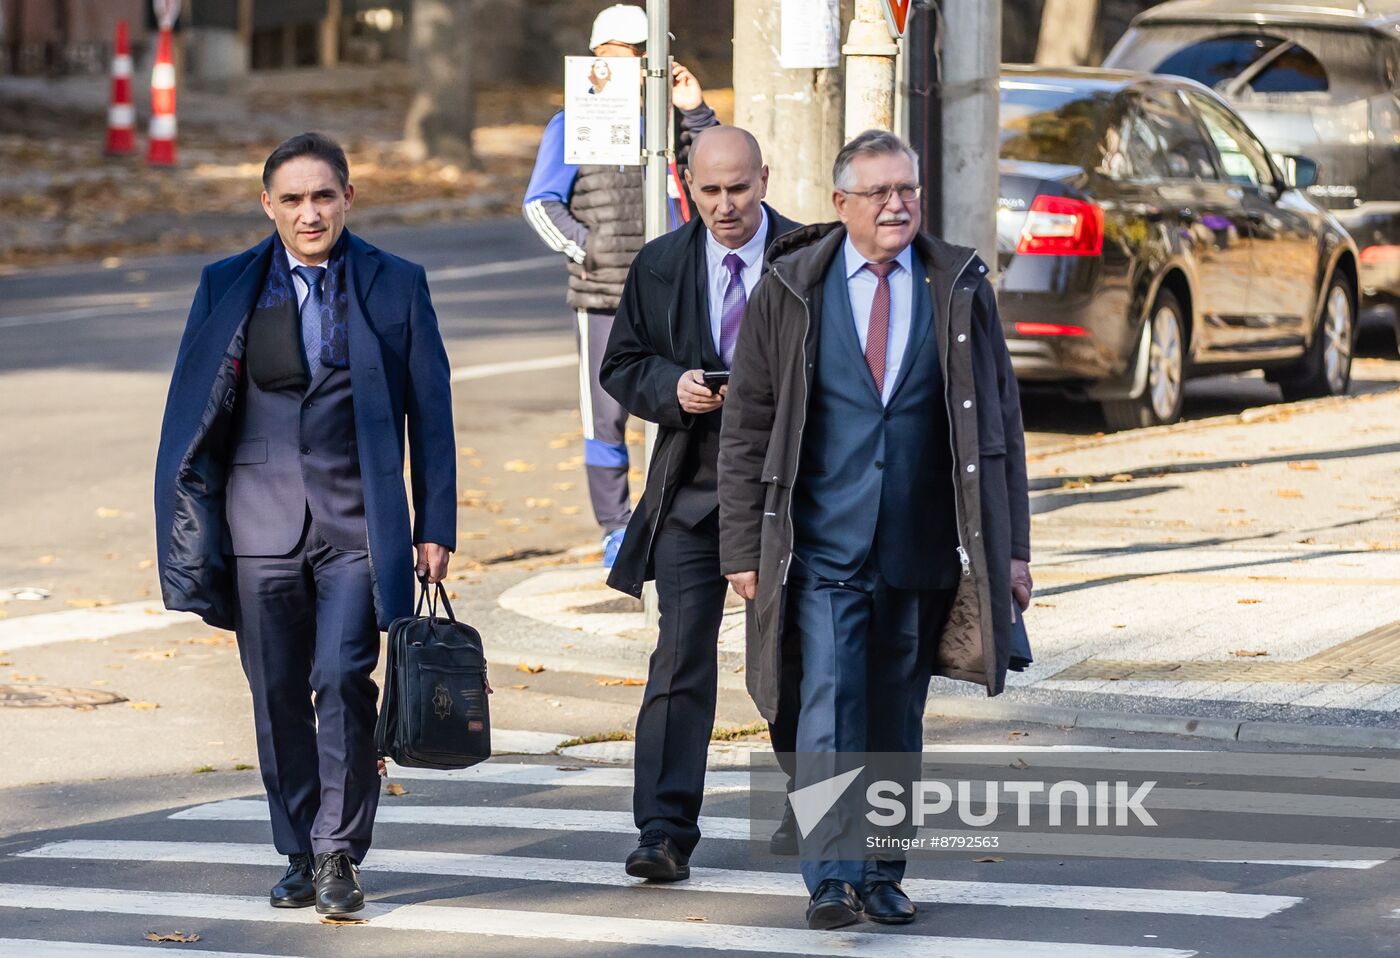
[{"x1": 719, "y1": 251, "x2": 747, "y2": 368}]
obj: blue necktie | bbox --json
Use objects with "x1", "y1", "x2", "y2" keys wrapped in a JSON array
[
  {"x1": 719, "y1": 252, "x2": 746, "y2": 368},
  {"x1": 293, "y1": 265, "x2": 326, "y2": 378}
]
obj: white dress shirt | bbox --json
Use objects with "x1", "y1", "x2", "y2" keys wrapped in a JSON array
[
  {"x1": 844, "y1": 236, "x2": 914, "y2": 405},
  {"x1": 287, "y1": 249, "x2": 326, "y2": 309},
  {"x1": 705, "y1": 207, "x2": 769, "y2": 358}
]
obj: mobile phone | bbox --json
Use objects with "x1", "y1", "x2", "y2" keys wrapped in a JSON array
[{"x1": 701, "y1": 370, "x2": 730, "y2": 394}]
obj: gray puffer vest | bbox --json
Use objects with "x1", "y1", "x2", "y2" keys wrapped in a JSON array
[{"x1": 566, "y1": 164, "x2": 644, "y2": 313}]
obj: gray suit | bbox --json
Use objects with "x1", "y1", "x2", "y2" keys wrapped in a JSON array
[{"x1": 227, "y1": 295, "x2": 379, "y2": 864}]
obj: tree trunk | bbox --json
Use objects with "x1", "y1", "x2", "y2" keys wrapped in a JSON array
[
  {"x1": 404, "y1": 0, "x2": 475, "y2": 164},
  {"x1": 1034, "y1": 0, "x2": 1101, "y2": 67}
]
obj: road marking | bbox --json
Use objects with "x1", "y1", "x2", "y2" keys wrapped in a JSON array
[
  {"x1": 0, "y1": 941, "x2": 295, "y2": 958},
  {"x1": 0, "y1": 601, "x2": 197, "y2": 650},
  {"x1": 450, "y1": 353, "x2": 576, "y2": 383},
  {"x1": 172, "y1": 800, "x2": 1392, "y2": 867},
  {"x1": 0, "y1": 256, "x2": 558, "y2": 330},
  {"x1": 21, "y1": 840, "x2": 1303, "y2": 918},
  {"x1": 0, "y1": 884, "x2": 1195, "y2": 958}
]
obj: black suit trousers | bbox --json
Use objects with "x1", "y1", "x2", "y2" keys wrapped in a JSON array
[{"x1": 633, "y1": 510, "x2": 798, "y2": 855}]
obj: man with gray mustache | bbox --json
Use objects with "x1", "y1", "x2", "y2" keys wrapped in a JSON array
[{"x1": 718, "y1": 130, "x2": 1032, "y2": 930}]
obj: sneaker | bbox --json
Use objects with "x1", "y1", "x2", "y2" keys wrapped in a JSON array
[{"x1": 602, "y1": 528, "x2": 626, "y2": 569}]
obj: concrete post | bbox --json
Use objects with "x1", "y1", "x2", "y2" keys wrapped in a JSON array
[
  {"x1": 733, "y1": 0, "x2": 845, "y2": 224},
  {"x1": 842, "y1": 0, "x2": 898, "y2": 137},
  {"x1": 320, "y1": 0, "x2": 342, "y2": 68},
  {"x1": 938, "y1": 0, "x2": 999, "y2": 269}
]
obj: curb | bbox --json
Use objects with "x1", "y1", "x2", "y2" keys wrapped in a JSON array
[{"x1": 923, "y1": 695, "x2": 1400, "y2": 750}]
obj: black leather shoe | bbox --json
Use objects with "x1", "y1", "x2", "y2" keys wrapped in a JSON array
[
  {"x1": 269, "y1": 852, "x2": 315, "y2": 908},
  {"x1": 624, "y1": 830, "x2": 690, "y2": 882},
  {"x1": 806, "y1": 879, "x2": 863, "y2": 930},
  {"x1": 769, "y1": 803, "x2": 799, "y2": 856},
  {"x1": 313, "y1": 852, "x2": 364, "y2": 916},
  {"x1": 863, "y1": 880, "x2": 916, "y2": 924}
]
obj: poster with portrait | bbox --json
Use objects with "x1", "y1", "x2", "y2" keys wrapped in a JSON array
[{"x1": 563, "y1": 56, "x2": 643, "y2": 166}]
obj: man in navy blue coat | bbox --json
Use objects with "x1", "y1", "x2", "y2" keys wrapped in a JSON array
[{"x1": 154, "y1": 132, "x2": 456, "y2": 917}]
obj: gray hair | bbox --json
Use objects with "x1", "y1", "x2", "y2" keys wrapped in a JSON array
[{"x1": 832, "y1": 129, "x2": 920, "y2": 191}]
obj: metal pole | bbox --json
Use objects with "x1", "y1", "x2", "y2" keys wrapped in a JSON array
[
  {"x1": 644, "y1": 0, "x2": 670, "y2": 243},
  {"x1": 842, "y1": 0, "x2": 898, "y2": 137},
  {"x1": 642, "y1": 0, "x2": 670, "y2": 624},
  {"x1": 938, "y1": 0, "x2": 999, "y2": 269}
]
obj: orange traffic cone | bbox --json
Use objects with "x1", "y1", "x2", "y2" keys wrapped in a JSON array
[
  {"x1": 105, "y1": 20, "x2": 135, "y2": 155},
  {"x1": 146, "y1": 26, "x2": 177, "y2": 166}
]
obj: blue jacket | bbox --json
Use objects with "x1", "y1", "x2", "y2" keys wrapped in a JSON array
[{"x1": 154, "y1": 231, "x2": 457, "y2": 631}]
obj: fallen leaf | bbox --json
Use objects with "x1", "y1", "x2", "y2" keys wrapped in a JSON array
[
  {"x1": 548, "y1": 438, "x2": 572, "y2": 449},
  {"x1": 458, "y1": 447, "x2": 478, "y2": 457},
  {"x1": 973, "y1": 856, "x2": 1004, "y2": 863},
  {"x1": 1274, "y1": 488, "x2": 1304, "y2": 499},
  {"x1": 516, "y1": 663, "x2": 546, "y2": 674},
  {"x1": 504, "y1": 459, "x2": 536, "y2": 473},
  {"x1": 10, "y1": 674, "x2": 40, "y2": 682},
  {"x1": 509, "y1": 683, "x2": 529, "y2": 690},
  {"x1": 320, "y1": 916, "x2": 368, "y2": 925},
  {"x1": 127, "y1": 701, "x2": 160, "y2": 710},
  {"x1": 684, "y1": 915, "x2": 707, "y2": 922},
  {"x1": 554, "y1": 482, "x2": 575, "y2": 492},
  {"x1": 1230, "y1": 649, "x2": 1269, "y2": 657},
  {"x1": 525, "y1": 497, "x2": 554, "y2": 508},
  {"x1": 1007, "y1": 729, "x2": 1028, "y2": 739},
  {"x1": 598, "y1": 677, "x2": 646, "y2": 687},
  {"x1": 193, "y1": 765, "x2": 215, "y2": 774},
  {"x1": 1061, "y1": 479, "x2": 1088, "y2": 490},
  {"x1": 66, "y1": 598, "x2": 113, "y2": 609},
  {"x1": 95, "y1": 506, "x2": 132, "y2": 519},
  {"x1": 560, "y1": 506, "x2": 582, "y2": 515},
  {"x1": 145, "y1": 931, "x2": 200, "y2": 943},
  {"x1": 234, "y1": 763, "x2": 255, "y2": 771},
  {"x1": 1287, "y1": 461, "x2": 1320, "y2": 471},
  {"x1": 1186, "y1": 780, "x2": 1205, "y2": 786},
  {"x1": 1236, "y1": 598, "x2": 1263, "y2": 605},
  {"x1": 386, "y1": 782, "x2": 408, "y2": 797},
  {"x1": 556, "y1": 456, "x2": 583, "y2": 471},
  {"x1": 37, "y1": 555, "x2": 55, "y2": 565},
  {"x1": 1109, "y1": 473, "x2": 1134, "y2": 483}
]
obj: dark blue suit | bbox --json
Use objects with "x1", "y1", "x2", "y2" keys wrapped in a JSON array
[
  {"x1": 155, "y1": 231, "x2": 456, "y2": 862},
  {"x1": 790, "y1": 251, "x2": 959, "y2": 893}
]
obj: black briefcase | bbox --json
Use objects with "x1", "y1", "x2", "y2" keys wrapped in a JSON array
[{"x1": 375, "y1": 578, "x2": 491, "y2": 770}]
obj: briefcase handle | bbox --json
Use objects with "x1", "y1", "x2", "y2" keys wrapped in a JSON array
[{"x1": 415, "y1": 575, "x2": 458, "y2": 623}]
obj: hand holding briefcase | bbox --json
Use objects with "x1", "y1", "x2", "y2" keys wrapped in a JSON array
[{"x1": 375, "y1": 577, "x2": 492, "y2": 770}]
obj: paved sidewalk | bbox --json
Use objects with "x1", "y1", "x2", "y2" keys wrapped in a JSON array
[{"x1": 497, "y1": 388, "x2": 1400, "y2": 729}]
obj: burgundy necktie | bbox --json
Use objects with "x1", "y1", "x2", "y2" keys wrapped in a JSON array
[{"x1": 863, "y1": 260, "x2": 897, "y2": 395}]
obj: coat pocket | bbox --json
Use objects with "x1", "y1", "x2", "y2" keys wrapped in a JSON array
[{"x1": 230, "y1": 439, "x2": 268, "y2": 465}]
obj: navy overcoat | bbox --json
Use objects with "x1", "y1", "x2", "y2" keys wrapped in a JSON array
[{"x1": 154, "y1": 231, "x2": 457, "y2": 631}]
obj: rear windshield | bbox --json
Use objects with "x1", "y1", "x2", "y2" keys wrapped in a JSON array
[
  {"x1": 999, "y1": 83, "x2": 1111, "y2": 167},
  {"x1": 1106, "y1": 23, "x2": 1390, "y2": 102}
]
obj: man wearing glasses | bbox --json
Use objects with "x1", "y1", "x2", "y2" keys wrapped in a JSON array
[{"x1": 718, "y1": 130, "x2": 1032, "y2": 930}]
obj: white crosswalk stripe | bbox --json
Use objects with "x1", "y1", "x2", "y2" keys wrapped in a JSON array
[
  {"x1": 0, "y1": 884, "x2": 1194, "y2": 958},
  {"x1": 21, "y1": 840, "x2": 1300, "y2": 918},
  {"x1": 169, "y1": 797, "x2": 1397, "y2": 867},
  {"x1": 1, "y1": 740, "x2": 1392, "y2": 956}
]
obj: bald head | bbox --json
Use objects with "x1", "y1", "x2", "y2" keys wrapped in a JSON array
[{"x1": 686, "y1": 126, "x2": 769, "y2": 249}]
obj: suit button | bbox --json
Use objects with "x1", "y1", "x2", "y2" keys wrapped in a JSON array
[
  {"x1": 875, "y1": 460, "x2": 884, "y2": 470},
  {"x1": 300, "y1": 445, "x2": 311, "y2": 455},
  {"x1": 883, "y1": 412, "x2": 892, "y2": 421},
  {"x1": 962, "y1": 399, "x2": 972, "y2": 409},
  {"x1": 303, "y1": 400, "x2": 313, "y2": 409}
]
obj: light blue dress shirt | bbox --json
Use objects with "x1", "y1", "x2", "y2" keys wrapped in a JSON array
[
  {"x1": 843, "y1": 236, "x2": 914, "y2": 405},
  {"x1": 705, "y1": 207, "x2": 769, "y2": 357}
]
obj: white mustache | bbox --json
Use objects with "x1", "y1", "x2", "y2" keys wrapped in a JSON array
[{"x1": 877, "y1": 214, "x2": 910, "y2": 225}]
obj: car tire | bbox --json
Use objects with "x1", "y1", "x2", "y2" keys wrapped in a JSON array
[
  {"x1": 1101, "y1": 288, "x2": 1186, "y2": 431},
  {"x1": 1277, "y1": 274, "x2": 1354, "y2": 402}
]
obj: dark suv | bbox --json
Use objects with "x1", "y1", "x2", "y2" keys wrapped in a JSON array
[{"x1": 1104, "y1": 0, "x2": 1400, "y2": 319}]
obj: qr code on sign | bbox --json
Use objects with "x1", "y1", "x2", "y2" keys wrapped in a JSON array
[{"x1": 610, "y1": 124, "x2": 631, "y2": 146}]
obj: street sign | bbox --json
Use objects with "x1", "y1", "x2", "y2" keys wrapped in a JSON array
[
  {"x1": 152, "y1": 0, "x2": 180, "y2": 29},
  {"x1": 882, "y1": 0, "x2": 911, "y2": 38}
]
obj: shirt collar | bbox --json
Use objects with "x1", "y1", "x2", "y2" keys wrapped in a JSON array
[
  {"x1": 706, "y1": 206, "x2": 769, "y2": 270},
  {"x1": 843, "y1": 235, "x2": 913, "y2": 280}
]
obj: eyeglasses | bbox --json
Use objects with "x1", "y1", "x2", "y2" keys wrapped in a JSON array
[{"x1": 840, "y1": 183, "x2": 922, "y2": 205}]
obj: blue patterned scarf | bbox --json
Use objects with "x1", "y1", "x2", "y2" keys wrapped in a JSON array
[{"x1": 258, "y1": 230, "x2": 350, "y2": 369}]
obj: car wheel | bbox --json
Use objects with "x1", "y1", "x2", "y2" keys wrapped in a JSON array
[
  {"x1": 1101, "y1": 289, "x2": 1186, "y2": 431},
  {"x1": 1278, "y1": 275, "x2": 1354, "y2": 402}
]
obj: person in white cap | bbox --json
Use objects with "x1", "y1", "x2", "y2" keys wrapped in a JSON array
[{"x1": 522, "y1": 3, "x2": 717, "y2": 570}]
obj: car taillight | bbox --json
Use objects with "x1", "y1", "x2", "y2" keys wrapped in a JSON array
[
  {"x1": 1360, "y1": 244, "x2": 1400, "y2": 265},
  {"x1": 1015, "y1": 194, "x2": 1103, "y2": 256},
  {"x1": 1014, "y1": 322, "x2": 1088, "y2": 337}
]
